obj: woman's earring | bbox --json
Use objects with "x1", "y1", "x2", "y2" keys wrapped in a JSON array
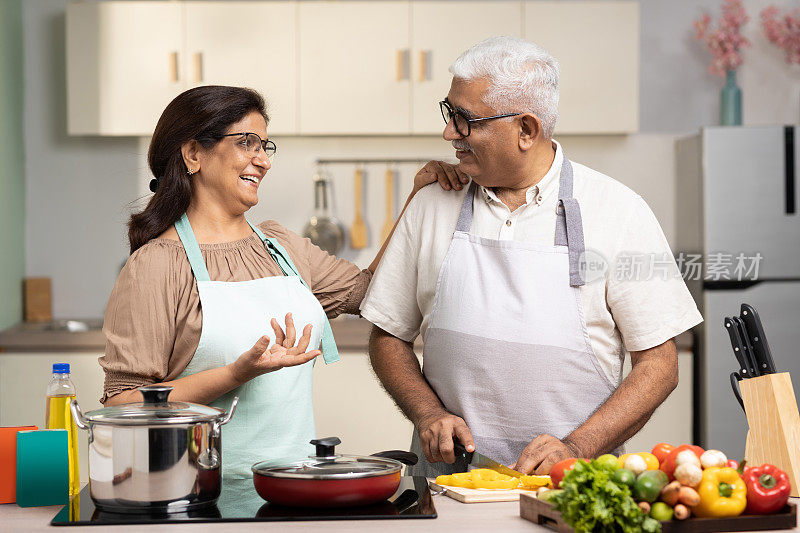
[{"x1": 187, "y1": 168, "x2": 196, "y2": 176}]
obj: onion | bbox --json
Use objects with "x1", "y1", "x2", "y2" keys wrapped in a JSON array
[{"x1": 700, "y1": 449, "x2": 727, "y2": 469}]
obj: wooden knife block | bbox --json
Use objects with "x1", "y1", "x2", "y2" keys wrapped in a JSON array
[{"x1": 740, "y1": 372, "x2": 800, "y2": 497}]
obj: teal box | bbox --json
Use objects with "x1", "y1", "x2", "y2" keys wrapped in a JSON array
[{"x1": 16, "y1": 429, "x2": 68, "y2": 507}]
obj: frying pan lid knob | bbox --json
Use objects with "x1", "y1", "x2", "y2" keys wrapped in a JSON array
[{"x1": 310, "y1": 436, "x2": 341, "y2": 457}]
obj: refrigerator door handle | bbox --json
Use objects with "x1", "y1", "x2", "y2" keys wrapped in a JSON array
[{"x1": 785, "y1": 126, "x2": 796, "y2": 215}]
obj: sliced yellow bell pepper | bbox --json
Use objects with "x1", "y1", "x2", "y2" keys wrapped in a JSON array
[
  {"x1": 519, "y1": 475, "x2": 552, "y2": 489},
  {"x1": 693, "y1": 466, "x2": 747, "y2": 518},
  {"x1": 618, "y1": 452, "x2": 660, "y2": 471},
  {"x1": 435, "y1": 469, "x2": 520, "y2": 490}
]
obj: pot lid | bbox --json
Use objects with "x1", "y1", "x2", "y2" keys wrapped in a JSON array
[
  {"x1": 252, "y1": 456, "x2": 400, "y2": 480},
  {"x1": 252, "y1": 437, "x2": 404, "y2": 480},
  {"x1": 84, "y1": 385, "x2": 226, "y2": 426}
]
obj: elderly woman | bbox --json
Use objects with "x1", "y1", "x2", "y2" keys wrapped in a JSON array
[{"x1": 99, "y1": 85, "x2": 461, "y2": 478}]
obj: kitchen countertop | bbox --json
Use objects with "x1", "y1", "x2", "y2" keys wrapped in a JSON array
[
  {"x1": 3, "y1": 492, "x2": 798, "y2": 532},
  {"x1": 0, "y1": 317, "x2": 424, "y2": 353},
  {"x1": 0, "y1": 318, "x2": 690, "y2": 354}
]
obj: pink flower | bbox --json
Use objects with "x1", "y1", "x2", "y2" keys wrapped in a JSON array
[
  {"x1": 761, "y1": 4, "x2": 800, "y2": 64},
  {"x1": 693, "y1": 0, "x2": 750, "y2": 76}
]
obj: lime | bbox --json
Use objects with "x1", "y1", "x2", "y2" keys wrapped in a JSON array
[
  {"x1": 596, "y1": 454, "x2": 621, "y2": 471},
  {"x1": 650, "y1": 501, "x2": 674, "y2": 521},
  {"x1": 612, "y1": 468, "x2": 636, "y2": 487}
]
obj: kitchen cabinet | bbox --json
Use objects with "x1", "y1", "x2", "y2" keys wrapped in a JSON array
[
  {"x1": 184, "y1": 2, "x2": 297, "y2": 135},
  {"x1": 314, "y1": 350, "x2": 415, "y2": 454},
  {"x1": 410, "y1": 2, "x2": 523, "y2": 134},
  {"x1": 524, "y1": 1, "x2": 639, "y2": 134},
  {"x1": 67, "y1": 0, "x2": 639, "y2": 137},
  {"x1": 67, "y1": 1, "x2": 297, "y2": 136},
  {"x1": 66, "y1": 2, "x2": 183, "y2": 136},
  {"x1": 297, "y1": 1, "x2": 411, "y2": 135}
]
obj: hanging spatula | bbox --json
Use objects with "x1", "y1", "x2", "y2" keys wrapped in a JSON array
[
  {"x1": 350, "y1": 166, "x2": 368, "y2": 249},
  {"x1": 380, "y1": 167, "x2": 395, "y2": 243}
]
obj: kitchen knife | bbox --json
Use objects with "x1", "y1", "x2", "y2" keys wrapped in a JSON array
[
  {"x1": 724, "y1": 317, "x2": 752, "y2": 379},
  {"x1": 453, "y1": 441, "x2": 524, "y2": 478},
  {"x1": 740, "y1": 303, "x2": 778, "y2": 374},
  {"x1": 732, "y1": 316, "x2": 760, "y2": 377}
]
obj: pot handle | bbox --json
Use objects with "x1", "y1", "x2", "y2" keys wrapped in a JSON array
[
  {"x1": 220, "y1": 396, "x2": 239, "y2": 425},
  {"x1": 371, "y1": 450, "x2": 418, "y2": 466},
  {"x1": 70, "y1": 399, "x2": 89, "y2": 430}
]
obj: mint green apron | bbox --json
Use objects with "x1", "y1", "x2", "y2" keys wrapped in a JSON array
[{"x1": 174, "y1": 213, "x2": 339, "y2": 479}]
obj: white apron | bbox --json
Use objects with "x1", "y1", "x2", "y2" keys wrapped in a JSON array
[
  {"x1": 174, "y1": 213, "x2": 339, "y2": 479},
  {"x1": 409, "y1": 157, "x2": 619, "y2": 476}
]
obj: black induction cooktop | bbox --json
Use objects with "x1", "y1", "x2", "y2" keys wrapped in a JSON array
[{"x1": 51, "y1": 476, "x2": 436, "y2": 525}]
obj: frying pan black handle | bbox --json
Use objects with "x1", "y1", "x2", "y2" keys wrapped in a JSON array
[
  {"x1": 392, "y1": 489, "x2": 420, "y2": 514},
  {"x1": 371, "y1": 450, "x2": 418, "y2": 466}
]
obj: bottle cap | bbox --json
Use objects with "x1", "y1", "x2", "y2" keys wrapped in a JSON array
[{"x1": 53, "y1": 362, "x2": 70, "y2": 374}]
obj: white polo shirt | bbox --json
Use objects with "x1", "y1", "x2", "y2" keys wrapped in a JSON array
[{"x1": 360, "y1": 141, "x2": 703, "y2": 384}]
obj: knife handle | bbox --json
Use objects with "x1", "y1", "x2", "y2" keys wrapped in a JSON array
[
  {"x1": 725, "y1": 317, "x2": 750, "y2": 377},
  {"x1": 452, "y1": 440, "x2": 474, "y2": 464},
  {"x1": 740, "y1": 303, "x2": 777, "y2": 374},
  {"x1": 733, "y1": 316, "x2": 760, "y2": 377}
]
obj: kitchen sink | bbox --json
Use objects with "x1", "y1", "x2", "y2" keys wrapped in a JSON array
[{"x1": 23, "y1": 319, "x2": 103, "y2": 333}]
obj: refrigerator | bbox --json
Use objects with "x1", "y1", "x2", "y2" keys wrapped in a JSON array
[{"x1": 676, "y1": 126, "x2": 800, "y2": 459}]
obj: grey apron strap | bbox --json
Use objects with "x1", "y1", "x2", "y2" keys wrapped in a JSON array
[
  {"x1": 455, "y1": 182, "x2": 478, "y2": 233},
  {"x1": 554, "y1": 158, "x2": 586, "y2": 287}
]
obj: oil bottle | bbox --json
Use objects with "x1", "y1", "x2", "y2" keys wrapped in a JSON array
[{"x1": 45, "y1": 363, "x2": 79, "y2": 496}]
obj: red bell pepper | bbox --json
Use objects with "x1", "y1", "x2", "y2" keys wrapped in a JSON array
[
  {"x1": 743, "y1": 463, "x2": 791, "y2": 514},
  {"x1": 660, "y1": 444, "x2": 704, "y2": 481}
]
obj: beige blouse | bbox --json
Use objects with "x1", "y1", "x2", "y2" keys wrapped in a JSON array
[{"x1": 100, "y1": 220, "x2": 370, "y2": 403}]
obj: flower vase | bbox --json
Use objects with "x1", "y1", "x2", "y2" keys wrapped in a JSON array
[{"x1": 720, "y1": 70, "x2": 742, "y2": 126}]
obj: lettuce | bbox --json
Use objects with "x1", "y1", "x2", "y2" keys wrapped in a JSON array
[{"x1": 552, "y1": 459, "x2": 661, "y2": 533}]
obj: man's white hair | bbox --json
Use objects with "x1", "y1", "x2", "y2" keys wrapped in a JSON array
[{"x1": 449, "y1": 36, "x2": 559, "y2": 139}]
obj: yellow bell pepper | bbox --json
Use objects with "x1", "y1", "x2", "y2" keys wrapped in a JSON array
[
  {"x1": 618, "y1": 452, "x2": 660, "y2": 471},
  {"x1": 519, "y1": 475, "x2": 552, "y2": 490},
  {"x1": 693, "y1": 466, "x2": 747, "y2": 518},
  {"x1": 435, "y1": 469, "x2": 521, "y2": 490}
]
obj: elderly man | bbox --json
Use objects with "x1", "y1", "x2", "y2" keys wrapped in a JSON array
[{"x1": 360, "y1": 36, "x2": 702, "y2": 477}]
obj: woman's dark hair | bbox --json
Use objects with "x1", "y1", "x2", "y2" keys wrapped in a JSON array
[{"x1": 128, "y1": 85, "x2": 268, "y2": 253}]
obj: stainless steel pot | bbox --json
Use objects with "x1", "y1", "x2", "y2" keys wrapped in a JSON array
[{"x1": 70, "y1": 385, "x2": 238, "y2": 513}]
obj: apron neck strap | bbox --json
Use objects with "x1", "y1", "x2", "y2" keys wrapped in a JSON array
[
  {"x1": 555, "y1": 156, "x2": 586, "y2": 287},
  {"x1": 247, "y1": 220, "x2": 341, "y2": 365},
  {"x1": 246, "y1": 220, "x2": 300, "y2": 277},
  {"x1": 455, "y1": 182, "x2": 478, "y2": 233},
  {"x1": 174, "y1": 213, "x2": 211, "y2": 282}
]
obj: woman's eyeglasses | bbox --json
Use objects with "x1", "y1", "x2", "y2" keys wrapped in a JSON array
[
  {"x1": 219, "y1": 132, "x2": 277, "y2": 160},
  {"x1": 439, "y1": 100, "x2": 522, "y2": 137}
]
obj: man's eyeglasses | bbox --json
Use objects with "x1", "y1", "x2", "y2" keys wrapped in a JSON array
[
  {"x1": 219, "y1": 132, "x2": 277, "y2": 160},
  {"x1": 439, "y1": 100, "x2": 522, "y2": 137}
]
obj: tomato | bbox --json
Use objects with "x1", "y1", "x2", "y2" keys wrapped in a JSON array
[
  {"x1": 660, "y1": 444, "x2": 704, "y2": 481},
  {"x1": 726, "y1": 459, "x2": 740, "y2": 470},
  {"x1": 549, "y1": 458, "x2": 579, "y2": 489},
  {"x1": 651, "y1": 442, "x2": 675, "y2": 466}
]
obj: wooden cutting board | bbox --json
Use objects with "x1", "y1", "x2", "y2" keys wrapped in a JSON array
[{"x1": 428, "y1": 480, "x2": 539, "y2": 503}]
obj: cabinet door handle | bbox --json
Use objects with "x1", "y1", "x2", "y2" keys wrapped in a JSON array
[
  {"x1": 396, "y1": 49, "x2": 409, "y2": 81},
  {"x1": 169, "y1": 51, "x2": 180, "y2": 83},
  {"x1": 194, "y1": 52, "x2": 204, "y2": 83},
  {"x1": 418, "y1": 50, "x2": 431, "y2": 82}
]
